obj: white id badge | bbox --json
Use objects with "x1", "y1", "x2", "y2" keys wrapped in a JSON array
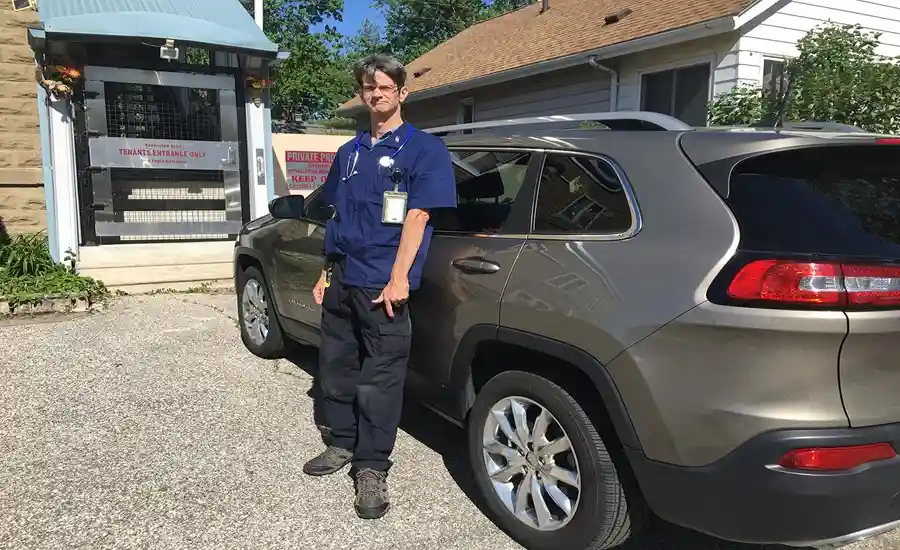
[{"x1": 382, "y1": 190, "x2": 408, "y2": 224}]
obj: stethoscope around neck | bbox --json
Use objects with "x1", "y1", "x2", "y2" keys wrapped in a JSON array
[{"x1": 342, "y1": 127, "x2": 414, "y2": 183}]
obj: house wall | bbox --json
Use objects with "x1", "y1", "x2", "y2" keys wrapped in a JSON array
[
  {"x1": 391, "y1": 34, "x2": 740, "y2": 127},
  {"x1": 733, "y1": 0, "x2": 900, "y2": 90},
  {"x1": 400, "y1": 64, "x2": 612, "y2": 129},
  {"x1": 615, "y1": 32, "x2": 743, "y2": 111},
  {"x1": 0, "y1": 4, "x2": 44, "y2": 236}
]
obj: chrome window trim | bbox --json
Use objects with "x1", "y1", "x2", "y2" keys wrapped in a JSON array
[
  {"x1": 297, "y1": 146, "x2": 645, "y2": 243},
  {"x1": 530, "y1": 150, "x2": 642, "y2": 242}
]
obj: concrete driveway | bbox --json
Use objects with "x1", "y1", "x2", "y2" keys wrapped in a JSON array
[{"x1": 0, "y1": 294, "x2": 895, "y2": 550}]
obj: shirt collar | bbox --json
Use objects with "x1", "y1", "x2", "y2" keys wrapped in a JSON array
[{"x1": 361, "y1": 122, "x2": 410, "y2": 150}]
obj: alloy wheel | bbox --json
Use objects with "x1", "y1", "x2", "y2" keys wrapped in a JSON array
[
  {"x1": 241, "y1": 278, "x2": 270, "y2": 347},
  {"x1": 482, "y1": 396, "x2": 582, "y2": 531}
]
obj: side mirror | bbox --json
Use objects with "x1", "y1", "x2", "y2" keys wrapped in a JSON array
[{"x1": 268, "y1": 195, "x2": 306, "y2": 220}]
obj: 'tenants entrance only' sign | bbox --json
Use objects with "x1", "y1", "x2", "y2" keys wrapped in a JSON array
[
  {"x1": 286, "y1": 150, "x2": 335, "y2": 192},
  {"x1": 88, "y1": 137, "x2": 241, "y2": 171}
]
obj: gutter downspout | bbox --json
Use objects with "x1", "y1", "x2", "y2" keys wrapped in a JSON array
[{"x1": 588, "y1": 56, "x2": 618, "y2": 112}]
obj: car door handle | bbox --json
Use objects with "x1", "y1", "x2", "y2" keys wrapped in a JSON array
[{"x1": 452, "y1": 257, "x2": 500, "y2": 274}]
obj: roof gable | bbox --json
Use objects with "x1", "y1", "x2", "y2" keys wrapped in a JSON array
[{"x1": 340, "y1": 0, "x2": 757, "y2": 112}]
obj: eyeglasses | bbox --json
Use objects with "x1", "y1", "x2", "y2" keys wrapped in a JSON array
[{"x1": 360, "y1": 84, "x2": 399, "y2": 95}]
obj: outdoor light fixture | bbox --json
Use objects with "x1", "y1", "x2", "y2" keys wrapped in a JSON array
[{"x1": 159, "y1": 39, "x2": 180, "y2": 61}]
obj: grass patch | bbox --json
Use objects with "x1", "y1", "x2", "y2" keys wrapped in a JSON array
[{"x1": 0, "y1": 232, "x2": 109, "y2": 309}]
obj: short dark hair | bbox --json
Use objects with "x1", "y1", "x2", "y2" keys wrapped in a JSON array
[{"x1": 353, "y1": 54, "x2": 407, "y2": 89}]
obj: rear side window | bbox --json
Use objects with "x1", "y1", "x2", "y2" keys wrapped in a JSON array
[
  {"x1": 729, "y1": 145, "x2": 900, "y2": 257},
  {"x1": 533, "y1": 154, "x2": 633, "y2": 235}
]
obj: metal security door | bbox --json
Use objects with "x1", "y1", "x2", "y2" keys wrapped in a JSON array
[{"x1": 83, "y1": 67, "x2": 243, "y2": 242}]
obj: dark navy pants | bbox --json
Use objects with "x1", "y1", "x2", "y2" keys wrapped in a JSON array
[{"x1": 318, "y1": 258, "x2": 411, "y2": 472}]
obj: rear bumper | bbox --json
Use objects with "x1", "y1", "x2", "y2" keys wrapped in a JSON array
[{"x1": 628, "y1": 423, "x2": 900, "y2": 547}]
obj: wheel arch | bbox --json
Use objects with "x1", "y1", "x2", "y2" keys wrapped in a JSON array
[
  {"x1": 450, "y1": 325, "x2": 642, "y2": 451},
  {"x1": 234, "y1": 246, "x2": 265, "y2": 281}
]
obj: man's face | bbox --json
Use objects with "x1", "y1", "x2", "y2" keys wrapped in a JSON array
[{"x1": 358, "y1": 70, "x2": 408, "y2": 115}]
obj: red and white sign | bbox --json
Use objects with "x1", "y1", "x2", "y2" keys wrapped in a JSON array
[
  {"x1": 116, "y1": 142, "x2": 209, "y2": 166},
  {"x1": 88, "y1": 137, "x2": 240, "y2": 171},
  {"x1": 286, "y1": 150, "x2": 335, "y2": 192}
]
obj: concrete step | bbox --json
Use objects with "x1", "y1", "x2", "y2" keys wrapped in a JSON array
[
  {"x1": 111, "y1": 279, "x2": 235, "y2": 295},
  {"x1": 78, "y1": 241, "x2": 236, "y2": 269},
  {"x1": 78, "y1": 262, "x2": 234, "y2": 288},
  {"x1": 0, "y1": 148, "x2": 40, "y2": 168},
  {"x1": 0, "y1": 167, "x2": 42, "y2": 185}
]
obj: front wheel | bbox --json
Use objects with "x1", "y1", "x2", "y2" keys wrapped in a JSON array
[
  {"x1": 468, "y1": 371, "x2": 640, "y2": 550},
  {"x1": 237, "y1": 265, "x2": 286, "y2": 359}
]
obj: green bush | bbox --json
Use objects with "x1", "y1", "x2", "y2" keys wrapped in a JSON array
[
  {"x1": 0, "y1": 232, "x2": 56, "y2": 278},
  {"x1": 708, "y1": 22, "x2": 900, "y2": 133},
  {"x1": 0, "y1": 231, "x2": 109, "y2": 308}
]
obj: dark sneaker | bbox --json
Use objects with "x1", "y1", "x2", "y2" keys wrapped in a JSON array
[
  {"x1": 354, "y1": 468, "x2": 390, "y2": 519},
  {"x1": 302, "y1": 446, "x2": 353, "y2": 476}
]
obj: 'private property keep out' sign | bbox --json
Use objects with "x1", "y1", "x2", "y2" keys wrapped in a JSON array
[{"x1": 286, "y1": 150, "x2": 335, "y2": 192}]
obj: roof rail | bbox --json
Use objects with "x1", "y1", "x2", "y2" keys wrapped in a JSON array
[
  {"x1": 424, "y1": 111, "x2": 694, "y2": 135},
  {"x1": 775, "y1": 121, "x2": 867, "y2": 132}
]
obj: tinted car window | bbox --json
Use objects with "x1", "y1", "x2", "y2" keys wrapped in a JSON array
[
  {"x1": 729, "y1": 145, "x2": 900, "y2": 257},
  {"x1": 534, "y1": 154, "x2": 633, "y2": 234},
  {"x1": 431, "y1": 150, "x2": 533, "y2": 233}
]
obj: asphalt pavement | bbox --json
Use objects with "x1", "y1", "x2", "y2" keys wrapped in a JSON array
[{"x1": 0, "y1": 293, "x2": 896, "y2": 550}]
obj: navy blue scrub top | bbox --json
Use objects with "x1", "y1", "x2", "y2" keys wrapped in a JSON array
[{"x1": 319, "y1": 122, "x2": 457, "y2": 291}]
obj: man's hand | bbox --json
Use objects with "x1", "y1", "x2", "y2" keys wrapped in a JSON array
[
  {"x1": 373, "y1": 277, "x2": 410, "y2": 318},
  {"x1": 313, "y1": 273, "x2": 327, "y2": 305}
]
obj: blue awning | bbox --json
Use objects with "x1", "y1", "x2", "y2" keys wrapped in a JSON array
[{"x1": 38, "y1": 0, "x2": 279, "y2": 56}]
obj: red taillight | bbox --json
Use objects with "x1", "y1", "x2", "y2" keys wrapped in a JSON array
[
  {"x1": 876, "y1": 138, "x2": 900, "y2": 145},
  {"x1": 779, "y1": 443, "x2": 896, "y2": 471},
  {"x1": 727, "y1": 260, "x2": 900, "y2": 308}
]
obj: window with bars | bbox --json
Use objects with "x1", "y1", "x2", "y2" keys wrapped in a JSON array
[{"x1": 105, "y1": 82, "x2": 222, "y2": 141}]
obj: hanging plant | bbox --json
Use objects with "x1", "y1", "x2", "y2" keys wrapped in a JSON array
[
  {"x1": 245, "y1": 76, "x2": 275, "y2": 107},
  {"x1": 37, "y1": 64, "x2": 84, "y2": 101}
]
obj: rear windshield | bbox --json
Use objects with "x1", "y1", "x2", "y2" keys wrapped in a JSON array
[{"x1": 728, "y1": 144, "x2": 900, "y2": 258}]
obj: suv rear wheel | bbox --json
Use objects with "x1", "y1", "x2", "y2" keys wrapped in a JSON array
[
  {"x1": 468, "y1": 371, "x2": 637, "y2": 550},
  {"x1": 237, "y1": 265, "x2": 286, "y2": 359}
]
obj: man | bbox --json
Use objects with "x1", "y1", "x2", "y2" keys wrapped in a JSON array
[{"x1": 303, "y1": 54, "x2": 457, "y2": 520}]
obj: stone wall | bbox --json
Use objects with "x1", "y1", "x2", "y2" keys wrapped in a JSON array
[{"x1": 0, "y1": 3, "x2": 43, "y2": 236}]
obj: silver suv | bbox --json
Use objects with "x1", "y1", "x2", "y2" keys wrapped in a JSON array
[{"x1": 234, "y1": 112, "x2": 900, "y2": 550}]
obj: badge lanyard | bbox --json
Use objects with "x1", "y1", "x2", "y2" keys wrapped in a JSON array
[{"x1": 342, "y1": 127, "x2": 414, "y2": 182}]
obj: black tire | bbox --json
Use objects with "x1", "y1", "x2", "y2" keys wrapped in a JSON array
[
  {"x1": 237, "y1": 265, "x2": 286, "y2": 359},
  {"x1": 468, "y1": 371, "x2": 640, "y2": 550}
]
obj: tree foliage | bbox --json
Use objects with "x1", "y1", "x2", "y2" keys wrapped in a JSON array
[
  {"x1": 375, "y1": 0, "x2": 489, "y2": 62},
  {"x1": 258, "y1": 0, "x2": 349, "y2": 120},
  {"x1": 254, "y1": 0, "x2": 538, "y2": 121},
  {"x1": 708, "y1": 22, "x2": 900, "y2": 133}
]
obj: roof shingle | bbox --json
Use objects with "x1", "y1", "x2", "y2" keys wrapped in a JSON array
[{"x1": 339, "y1": 0, "x2": 754, "y2": 111}]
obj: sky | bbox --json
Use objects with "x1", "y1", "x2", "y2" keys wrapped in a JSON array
[{"x1": 310, "y1": 0, "x2": 385, "y2": 37}]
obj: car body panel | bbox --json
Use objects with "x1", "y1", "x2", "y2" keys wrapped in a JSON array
[
  {"x1": 608, "y1": 302, "x2": 850, "y2": 466},
  {"x1": 841, "y1": 312, "x2": 900, "y2": 427},
  {"x1": 411, "y1": 235, "x2": 525, "y2": 385},
  {"x1": 270, "y1": 218, "x2": 327, "y2": 327},
  {"x1": 502, "y1": 133, "x2": 739, "y2": 366}
]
